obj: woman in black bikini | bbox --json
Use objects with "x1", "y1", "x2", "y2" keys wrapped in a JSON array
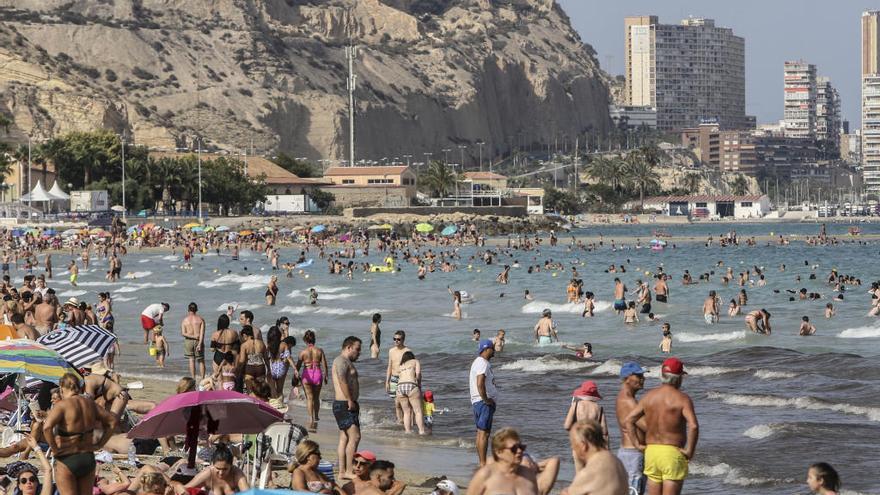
[
  {"x1": 43, "y1": 373, "x2": 117, "y2": 495},
  {"x1": 209, "y1": 315, "x2": 240, "y2": 376},
  {"x1": 265, "y1": 275, "x2": 279, "y2": 306}
]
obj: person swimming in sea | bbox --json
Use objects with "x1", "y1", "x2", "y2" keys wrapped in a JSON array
[
  {"x1": 562, "y1": 342, "x2": 592, "y2": 359},
  {"x1": 534, "y1": 309, "x2": 558, "y2": 344}
]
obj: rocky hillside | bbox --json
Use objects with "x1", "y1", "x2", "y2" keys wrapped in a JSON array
[{"x1": 0, "y1": 0, "x2": 612, "y2": 161}]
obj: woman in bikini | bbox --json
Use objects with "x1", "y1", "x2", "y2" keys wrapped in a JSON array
[
  {"x1": 43, "y1": 373, "x2": 117, "y2": 495},
  {"x1": 447, "y1": 286, "x2": 462, "y2": 320},
  {"x1": 395, "y1": 351, "x2": 426, "y2": 435},
  {"x1": 95, "y1": 292, "x2": 118, "y2": 368},
  {"x1": 369, "y1": 313, "x2": 382, "y2": 359},
  {"x1": 238, "y1": 325, "x2": 268, "y2": 390},
  {"x1": 185, "y1": 445, "x2": 249, "y2": 495},
  {"x1": 209, "y1": 315, "x2": 239, "y2": 376},
  {"x1": 289, "y1": 440, "x2": 338, "y2": 494},
  {"x1": 266, "y1": 325, "x2": 296, "y2": 409},
  {"x1": 296, "y1": 330, "x2": 328, "y2": 432},
  {"x1": 265, "y1": 275, "x2": 279, "y2": 306}
]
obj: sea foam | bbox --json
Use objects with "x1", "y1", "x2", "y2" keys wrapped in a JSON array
[
  {"x1": 707, "y1": 392, "x2": 880, "y2": 422},
  {"x1": 677, "y1": 331, "x2": 747, "y2": 343}
]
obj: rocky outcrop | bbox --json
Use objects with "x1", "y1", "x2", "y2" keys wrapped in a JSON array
[{"x1": 0, "y1": 0, "x2": 612, "y2": 160}]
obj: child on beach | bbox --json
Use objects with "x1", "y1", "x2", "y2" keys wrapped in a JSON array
[
  {"x1": 423, "y1": 390, "x2": 435, "y2": 429},
  {"x1": 581, "y1": 292, "x2": 595, "y2": 317},
  {"x1": 799, "y1": 316, "x2": 816, "y2": 336},
  {"x1": 562, "y1": 342, "x2": 592, "y2": 359},
  {"x1": 309, "y1": 288, "x2": 318, "y2": 305},
  {"x1": 213, "y1": 352, "x2": 237, "y2": 391},
  {"x1": 623, "y1": 301, "x2": 639, "y2": 324},
  {"x1": 825, "y1": 303, "x2": 835, "y2": 318},
  {"x1": 659, "y1": 323, "x2": 672, "y2": 353},
  {"x1": 152, "y1": 326, "x2": 168, "y2": 367},
  {"x1": 472, "y1": 329, "x2": 481, "y2": 341}
]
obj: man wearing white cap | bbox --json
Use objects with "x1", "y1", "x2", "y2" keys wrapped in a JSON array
[{"x1": 616, "y1": 362, "x2": 647, "y2": 495}]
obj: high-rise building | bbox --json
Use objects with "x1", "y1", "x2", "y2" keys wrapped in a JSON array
[
  {"x1": 624, "y1": 16, "x2": 749, "y2": 131},
  {"x1": 862, "y1": 11, "x2": 880, "y2": 192},
  {"x1": 816, "y1": 77, "x2": 841, "y2": 149},
  {"x1": 783, "y1": 61, "x2": 817, "y2": 139}
]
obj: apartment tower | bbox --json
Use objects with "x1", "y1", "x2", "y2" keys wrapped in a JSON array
[
  {"x1": 625, "y1": 16, "x2": 748, "y2": 131},
  {"x1": 816, "y1": 77, "x2": 841, "y2": 149},
  {"x1": 783, "y1": 61, "x2": 817, "y2": 139},
  {"x1": 863, "y1": 11, "x2": 880, "y2": 192}
]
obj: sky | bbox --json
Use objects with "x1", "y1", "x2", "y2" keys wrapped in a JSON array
[{"x1": 558, "y1": 0, "x2": 867, "y2": 129}]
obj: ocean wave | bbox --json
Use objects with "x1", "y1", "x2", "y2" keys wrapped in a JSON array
[
  {"x1": 215, "y1": 302, "x2": 258, "y2": 312},
  {"x1": 685, "y1": 365, "x2": 747, "y2": 376},
  {"x1": 742, "y1": 423, "x2": 778, "y2": 439},
  {"x1": 138, "y1": 259, "x2": 150, "y2": 263},
  {"x1": 124, "y1": 271, "x2": 153, "y2": 279},
  {"x1": 689, "y1": 461, "x2": 779, "y2": 486},
  {"x1": 112, "y1": 296, "x2": 136, "y2": 302},
  {"x1": 197, "y1": 274, "x2": 271, "y2": 290},
  {"x1": 590, "y1": 359, "x2": 624, "y2": 376},
  {"x1": 707, "y1": 392, "x2": 880, "y2": 422},
  {"x1": 521, "y1": 300, "x2": 609, "y2": 314},
  {"x1": 115, "y1": 281, "x2": 178, "y2": 293},
  {"x1": 753, "y1": 369, "x2": 797, "y2": 379},
  {"x1": 278, "y1": 305, "x2": 360, "y2": 316},
  {"x1": 499, "y1": 356, "x2": 599, "y2": 373},
  {"x1": 160, "y1": 255, "x2": 179, "y2": 261},
  {"x1": 677, "y1": 331, "x2": 747, "y2": 343},
  {"x1": 357, "y1": 309, "x2": 391, "y2": 316},
  {"x1": 59, "y1": 289, "x2": 87, "y2": 297},
  {"x1": 837, "y1": 324, "x2": 880, "y2": 339}
]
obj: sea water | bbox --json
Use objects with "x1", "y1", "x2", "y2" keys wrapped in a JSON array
[{"x1": 75, "y1": 221, "x2": 880, "y2": 494}]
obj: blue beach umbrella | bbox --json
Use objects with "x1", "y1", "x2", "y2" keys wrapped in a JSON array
[
  {"x1": 441, "y1": 225, "x2": 458, "y2": 236},
  {"x1": 311, "y1": 225, "x2": 326, "y2": 233},
  {"x1": 216, "y1": 226, "x2": 230, "y2": 232}
]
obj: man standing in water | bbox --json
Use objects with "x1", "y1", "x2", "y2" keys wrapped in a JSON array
[
  {"x1": 653, "y1": 274, "x2": 668, "y2": 304},
  {"x1": 385, "y1": 331, "x2": 410, "y2": 425},
  {"x1": 181, "y1": 302, "x2": 206, "y2": 379},
  {"x1": 616, "y1": 362, "x2": 647, "y2": 495},
  {"x1": 470, "y1": 340, "x2": 498, "y2": 466},
  {"x1": 702, "y1": 291, "x2": 718, "y2": 324},
  {"x1": 534, "y1": 309, "x2": 558, "y2": 344},
  {"x1": 333, "y1": 336, "x2": 362, "y2": 477},
  {"x1": 613, "y1": 278, "x2": 627, "y2": 314},
  {"x1": 624, "y1": 358, "x2": 699, "y2": 495},
  {"x1": 140, "y1": 302, "x2": 169, "y2": 344}
]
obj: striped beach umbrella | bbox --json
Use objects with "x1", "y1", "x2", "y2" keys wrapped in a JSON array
[
  {"x1": 0, "y1": 340, "x2": 78, "y2": 384},
  {"x1": 37, "y1": 325, "x2": 117, "y2": 369}
]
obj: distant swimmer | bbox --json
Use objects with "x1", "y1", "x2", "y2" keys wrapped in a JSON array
[
  {"x1": 659, "y1": 323, "x2": 672, "y2": 354},
  {"x1": 448, "y1": 286, "x2": 462, "y2": 320},
  {"x1": 524, "y1": 289, "x2": 534, "y2": 301},
  {"x1": 702, "y1": 291, "x2": 718, "y2": 324},
  {"x1": 612, "y1": 278, "x2": 627, "y2": 314},
  {"x1": 798, "y1": 316, "x2": 816, "y2": 336},
  {"x1": 534, "y1": 309, "x2": 558, "y2": 345},
  {"x1": 806, "y1": 462, "x2": 840, "y2": 495},
  {"x1": 562, "y1": 342, "x2": 592, "y2": 359},
  {"x1": 581, "y1": 292, "x2": 595, "y2": 318},
  {"x1": 67, "y1": 260, "x2": 78, "y2": 287},
  {"x1": 824, "y1": 303, "x2": 835, "y2": 318}
]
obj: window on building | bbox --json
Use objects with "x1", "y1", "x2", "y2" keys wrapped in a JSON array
[
  {"x1": 402, "y1": 178, "x2": 414, "y2": 185},
  {"x1": 740, "y1": 202, "x2": 753, "y2": 207},
  {"x1": 342, "y1": 179, "x2": 355, "y2": 184},
  {"x1": 367, "y1": 179, "x2": 393, "y2": 184},
  {"x1": 695, "y1": 202, "x2": 708, "y2": 208}
]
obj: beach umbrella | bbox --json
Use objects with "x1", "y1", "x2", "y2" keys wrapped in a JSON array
[
  {"x1": 310, "y1": 225, "x2": 326, "y2": 233},
  {"x1": 415, "y1": 223, "x2": 433, "y2": 233},
  {"x1": 0, "y1": 325, "x2": 16, "y2": 340},
  {"x1": 261, "y1": 226, "x2": 274, "y2": 233},
  {"x1": 61, "y1": 229, "x2": 79, "y2": 237},
  {"x1": 128, "y1": 390, "x2": 283, "y2": 467},
  {"x1": 339, "y1": 232, "x2": 351, "y2": 242},
  {"x1": 279, "y1": 227, "x2": 292, "y2": 234},
  {"x1": 43, "y1": 229, "x2": 57, "y2": 236},
  {"x1": 216, "y1": 226, "x2": 230, "y2": 232},
  {"x1": 239, "y1": 230, "x2": 253, "y2": 236},
  {"x1": 37, "y1": 325, "x2": 117, "y2": 370},
  {"x1": 0, "y1": 340, "x2": 79, "y2": 384},
  {"x1": 191, "y1": 226, "x2": 205, "y2": 233},
  {"x1": 183, "y1": 222, "x2": 201, "y2": 229},
  {"x1": 89, "y1": 228, "x2": 105, "y2": 235},
  {"x1": 11, "y1": 229, "x2": 23, "y2": 238},
  {"x1": 441, "y1": 225, "x2": 458, "y2": 236},
  {"x1": 127, "y1": 226, "x2": 139, "y2": 234},
  {"x1": 204, "y1": 226, "x2": 215, "y2": 232},
  {"x1": 367, "y1": 224, "x2": 393, "y2": 231}
]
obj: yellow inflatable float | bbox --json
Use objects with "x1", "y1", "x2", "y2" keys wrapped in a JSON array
[{"x1": 370, "y1": 257, "x2": 396, "y2": 273}]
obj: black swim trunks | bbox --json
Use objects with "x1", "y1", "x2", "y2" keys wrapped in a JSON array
[{"x1": 332, "y1": 400, "x2": 359, "y2": 430}]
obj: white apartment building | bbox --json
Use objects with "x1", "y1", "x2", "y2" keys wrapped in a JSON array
[
  {"x1": 863, "y1": 11, "x2": 880, "y2": 192},
  {"x1": 783, "y1": 61, "x2": 817, "y2": 139},
  {"x1": 624, "y1": 16, "x2": 749, "y2": 131}
]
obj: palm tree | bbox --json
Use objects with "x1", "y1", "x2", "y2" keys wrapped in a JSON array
[
  {"x1": 729, "y1": 175, "x2": 749, "y2": 196},
  {"x1": 623, "y1": 151, "x2": 660, "y2": 209},
  {"x1": 683, "y1": 172, "x2": 702, "y2": 193},
  {"x1": 639, "y1": 143, "x2": 666, "y2": 168},
  {"x1": 588, "y1": 156, "x2": 624, "y2": 192},
  {"x1": 0, "y1": 114, "x2": 11, "y2": 134},
  {"x1": 419, "y1": 160, "x2": 459, "y2": 198}
]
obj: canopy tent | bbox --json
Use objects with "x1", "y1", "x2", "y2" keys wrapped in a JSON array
[
  {"x1": 48, "y1": 181, "x2": 70, "y2": 200},
  {"x1": 20, "y1": 181, "x2": 58, "y2": 202}
]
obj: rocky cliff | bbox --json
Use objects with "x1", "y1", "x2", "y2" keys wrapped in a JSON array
[{"x1": 0, "y1": 0, "x2": 612, "y2": 161}]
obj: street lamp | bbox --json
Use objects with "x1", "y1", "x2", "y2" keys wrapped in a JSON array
[
  {"x1": 458, "y1": 145, "x2": 467, "y2": 171},
  {"x1": 196, "y1": 137, "x2": 202, "y2": 222},
  {"x1": 119, "y1": 132, "x2": 128, "y2": 222},
  {"x1": 442, "y1": 148, "x2": 451, "y2": 166},
  {"x1": 477, "y1": 141, "x2": 484, "y2": 171}
]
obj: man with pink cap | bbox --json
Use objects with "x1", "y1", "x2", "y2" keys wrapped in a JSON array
[
  {"x1": 563, "y1": 381, "x2": 608, "y2": 471},
  {"x1": 624, "y1": 357, "x2": 699, "y2": 495}
]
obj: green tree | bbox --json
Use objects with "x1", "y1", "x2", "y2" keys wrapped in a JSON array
[
  {"x1": 419, "y1": 160, "x2": 459, "y2": 198},
  {"x1": 272, "y1": 153, "x2": 317, "y2": 178},
  {"x1": 201, "y1": 157, "x2": 268, "y2": 214},
  {"x1": 729, "y1": 175, "x2": 749, "y2": 196},
  {"x1": 639, "y1": 143, "x2": 666, "y2": 168},
  {"x1": 588, "y1": 156, "x2": 624, "y2": 192},
  {"x1": 623, "y1": 151, "x2": 660, "y2": 209},
  {"x1": 543, "y1": 186, "x2": 581, "y2": 215},
  {"x1": 0, "y1": 114, "x2": 12, "y2": 134},
  {"x1": 682, "y1": 172, "x2": 702, "y2": 193},
  {"x1": 309, "y1": 189, "x2": 335, "y2": 211}
]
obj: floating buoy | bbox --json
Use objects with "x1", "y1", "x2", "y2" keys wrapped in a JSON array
[{"x1": 304, "y1": 274, "x2": 309, "y2": 279}]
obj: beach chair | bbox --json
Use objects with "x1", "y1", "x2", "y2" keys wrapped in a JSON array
[{"x1": 253, "y1": 421, "x2": 308, "y2": 488}]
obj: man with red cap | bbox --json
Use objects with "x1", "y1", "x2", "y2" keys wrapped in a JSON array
[
  {"x1": 342, "y1": 451, "x2": 406, "y2": 495},
  {"x1": 623, "y1": 357, "x2": 699, "y2": 495},
  {"x1": 563, "y1": 381, "x2": 608, "y2": 471}
]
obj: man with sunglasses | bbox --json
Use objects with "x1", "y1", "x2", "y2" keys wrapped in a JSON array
[
  {"x1": 616, "y1": 362, "x2": 647, "y2": 495},
  {"x1": 467, "y1": 428, "x2": 559, "y2": 495},
  {"x1": 384, "y1": 331, "x2": 410, "y2": 424},
  {"x1": 469, "y1": 340, "x2": 498, "y2": 467},
  {"x1": 567, "y1": 419, "x2": 629, "y2": 495}
]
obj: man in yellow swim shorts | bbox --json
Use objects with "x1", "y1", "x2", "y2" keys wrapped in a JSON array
[{"x1": 623, "y1": 357, "x2": 699, "y2": 495}]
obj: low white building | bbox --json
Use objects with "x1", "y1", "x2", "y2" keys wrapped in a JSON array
[{"x1": 641, "y1": 195, "x2": 771, "y2": 219}]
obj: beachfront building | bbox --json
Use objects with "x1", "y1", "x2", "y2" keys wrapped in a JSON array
[
  {"x1": 1, "y1": 157, "x2": 57, "y2": 203},
  {"x1": 641, "y1": 194, "x2": 771, "y2": 219},
  {"x1": 609, "y1": 105, "x2": 657, "y2": 130},
  {"x1": 816, "y1": 77, "x2": 841, "y2": 149},
  {"x1": 681, "y1": 121, "x2": 755, "y2": 173},
  {"x1": 320, "y1": 165, "x2": 417, "y2": 207},
  {"x1": 783, "y1": 61, "x2": 817, "y2": 139},
  {"x1": 624, "y1": 15, "x2": 749, "y2": 131},
  {"x1": 863, "y1": 11, "x2": 880, "y2": 192}
]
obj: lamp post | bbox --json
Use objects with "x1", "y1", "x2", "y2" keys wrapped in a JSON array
[
  {"x1": 120, "y1": 132, "x2": 127, "y2": 222},
  {"x1": 442, "y1": 148, "x2": 451, "y2": 166},
  {"x1": 27, "y1": 137, "x2": 31, "y2": 215},
  {"x1": 477, "y1": 141, "x2": 484, "y2": 171},
  {"x1": 197, "y1": 137, "x2": 202, "y2": 222},
  {"x1": 458, "y1": 145, "x2": 466, "y2": 171}
]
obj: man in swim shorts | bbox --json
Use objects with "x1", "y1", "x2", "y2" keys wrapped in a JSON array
[
  {"x1": 333, "y1": 336, "x2": 362, "y2": 477},
  {"x1": 702, "y1": 291, "x2": 718, "y2": 325},
  {"x1": 533, "y1": 309, "x2": 558, "y2": 345},
  {"x1": 141, "y1": 302, "x2": 169, "y2": 344},
  {"x1": 470, "y1": 340, "x2": 498, "y2": 466},
  {"x1": 613, "y1": 278, "x2": 627, "y2": 313},
  {"x1": 181, "y1": 302, "x2": 206, "y2": 379},
  {"x1": 385, "y1": 331, "x2": 410, "y2": 425},
  {"x1": 616, "y1": 362, "x2": 647, "y2": 495},
  {"x1": 624, "y1": 357, "x2": 699, "y2": 495}
]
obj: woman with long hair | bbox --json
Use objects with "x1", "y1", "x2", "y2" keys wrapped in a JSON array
[
  {"x1": 396, "y1": 351, "x2": 426, "y2": 435},
  {"x1": 289, "y1": 440, "x2": 337, "y2": 494},
  {"x1": 266, "y1": 325, "x2": 296, "y2": 409}
]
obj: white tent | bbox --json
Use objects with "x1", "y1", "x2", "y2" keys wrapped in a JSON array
[
  {"x1": 20, "y1": 180, "x2": 56, "y2": 202},
  {"x1": 48, "y1": 181, "x2": 70, "y2": 200}
]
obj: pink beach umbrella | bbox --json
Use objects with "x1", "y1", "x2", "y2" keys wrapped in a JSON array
[{"x1": 128, "y1": 390, "x2": 283, "y2": 466}]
